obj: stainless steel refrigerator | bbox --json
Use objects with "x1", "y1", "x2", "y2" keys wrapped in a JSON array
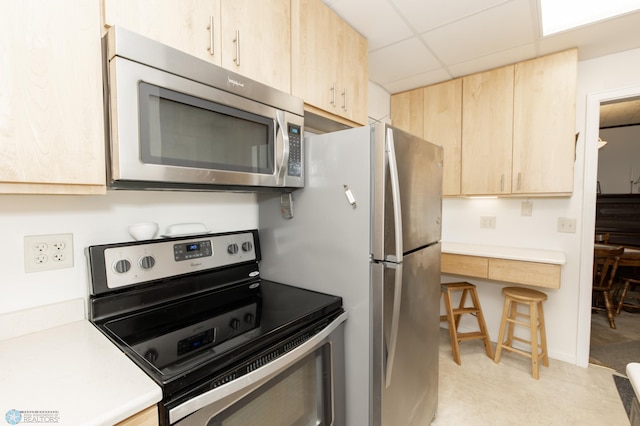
[{"x1": 258, "y1": 122, "x2": 442, "y2": 426}]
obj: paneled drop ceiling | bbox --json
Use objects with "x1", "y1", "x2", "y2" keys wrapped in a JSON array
[{"x1": 323, "y1": 0, "x2": 640, "y2": 96}]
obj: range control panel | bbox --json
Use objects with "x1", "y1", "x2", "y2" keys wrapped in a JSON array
[{"x1": 99, "y1": 231, "x2": 257, "y2": 291}]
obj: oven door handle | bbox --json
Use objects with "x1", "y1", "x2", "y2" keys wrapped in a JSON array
[{"x1": 169, "y1": 311, "x2": 348, "y2": 425}]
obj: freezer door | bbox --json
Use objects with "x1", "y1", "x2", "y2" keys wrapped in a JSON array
[
  {"x1": 372, "y1": 123, "x2": 443, "y2": 261},
  {"x1": 371, "y1": 243, "x2": 440, "y2": 426}
]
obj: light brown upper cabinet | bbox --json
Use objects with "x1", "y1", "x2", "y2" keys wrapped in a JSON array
[
  {"x1": 0, "y1": 0, "x2": 106, "y2": 194},
  {"x1": 391, "y1": 88, "x2": 424, "y2": 138},
  {"x1": 424, "y1": 79, "x2": 462, "y2": 197},
  {"x1": 512, "y1": 49, "x2": 578, "y2": 195},
  {"x1": 103, "y1": 0, "x2": 291, "y2": 93},
  {"x1": 292, "y1": 0, "x2": 368, "y2": 126},
  {"x1": 390, "y1": 49, "x2": 577, "y2": 197},
  {"x1": 391, "y1": 80, "x2": 462, "y2": 196},
  {"x1": 103, "y1": 0, "x2": 223, "y2": 65},
  {"x1": 220, "y1": 0, "x2": 291, "y2": 93},
  {"x1": 461, "y1": 65, "x2": 515, "y2": 196}
]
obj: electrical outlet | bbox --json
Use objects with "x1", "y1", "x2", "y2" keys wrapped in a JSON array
[
  {"x1": 480, "y1": 216, "x2": 496, "y2": 229},
  {"x1": 24, "y1": 233, "x2": 74, "y2": 273},
  {"x1": 521, "y1": 201, "x2": 533, "y2": 216},
  {"x1": 557, "y1": 217, "x2": 577, "y2": 233}
]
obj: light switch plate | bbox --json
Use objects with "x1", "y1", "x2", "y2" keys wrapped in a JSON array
[{"x1": 521, "y1": 201, "x2": 533, "y2": 216}]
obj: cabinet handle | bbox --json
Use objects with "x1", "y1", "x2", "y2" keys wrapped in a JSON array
[
  {"x1": 517, "y1": 173, "x2": 522, "y2": 191},
  {"x1": 207, "y1": 16, "x2": 215, "y2": 55},
  {"x1": 500, "y1": 174, "x2": 504, "y2": 192},
  {"x1": 233, "y1": 30, "x2": 240, "y2": 66},
  {"x1": 342, "y1": 88, "x2": 348, "y2": 112},
  {"x1": 332, "y1": 82, "x2": 337, "y2": 106}
]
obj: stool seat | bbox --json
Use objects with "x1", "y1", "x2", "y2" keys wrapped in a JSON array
[
  {"x1": 502, "y1": 287, "x2": 548, "y2": 302},
  {"x1": 440, "y1": 282, "x2": 493, "y2": 365},
  {"x1": 494, "y1": 286, "x2": 549, "y2": 379}
]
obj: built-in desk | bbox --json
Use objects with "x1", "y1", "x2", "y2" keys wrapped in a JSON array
[{"x1": 441, "y1": 242, "x2": 566, "y2": 289}]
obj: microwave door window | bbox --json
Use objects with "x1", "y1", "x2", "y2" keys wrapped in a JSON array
[{"x1": 138, "y1": 82, "x2": 275, "y2": 175}]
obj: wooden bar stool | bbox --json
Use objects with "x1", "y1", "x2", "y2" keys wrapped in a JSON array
[
  {"x1": 440, "y1": 282, "x2": 494, "y2": 365},
  {"x1": 494, "y1": 287, "x2": 549, "y2": 379}
]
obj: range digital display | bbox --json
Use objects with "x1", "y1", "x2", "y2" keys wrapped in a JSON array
[{"x1": 174, "y1": 240, "x2": 212, "y2": 261}]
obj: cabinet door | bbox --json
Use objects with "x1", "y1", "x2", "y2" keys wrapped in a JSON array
[
  {"x1": 462, "y1": 65, "x2": 514, "y2": 195},
  {"x1": 292, "y1": 0, "x2": 339, "y2": 116},
  {"x1": 512, "y1": 49, "x2": 577, "y2": 195},
  {"x1": 0, "y1": 0, "x2": 105, "y2": 194},
  {"x1": 424, "y1": 79, "x2": 462, "y2": 196},
  {"x1": 221, "y1": 0, "x2": 291, "y2": 93},
  {"x1": 292, "y1": 0, "x2": 368, "y2": 127},
  {"x1": 103, "y1": 0, "x2": 221, "y2": 65},
  {"x1": 337, "y1": 18, "x2": 368, "y2": 125},
  {"x1": 391, "y1": 88, "x2": 424, "y2": 138}
]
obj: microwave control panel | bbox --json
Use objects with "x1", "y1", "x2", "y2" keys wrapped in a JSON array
[{"x1": 287, "y1": 124, "x2": 302, "y2": 177}]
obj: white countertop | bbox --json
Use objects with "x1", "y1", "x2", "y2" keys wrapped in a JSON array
[
  {"x1": 628, "y1": 363, "x2": 640, "y2": 399},
  {"x1": 0, "y1": 320, "x2": 162, "y2": 425},
  {"x1": 442, "y1": 242, "x2": 566, "y2": 265}
]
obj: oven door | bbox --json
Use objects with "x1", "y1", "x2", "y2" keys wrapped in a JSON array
[
  {"x1": 170, "y1": 312, "x2": 346, "y2": 426},
  {"x1": 107, "y1": 56, "x2": 304, "y2": 190}
]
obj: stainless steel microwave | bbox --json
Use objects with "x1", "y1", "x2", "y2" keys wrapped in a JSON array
[{"x1": 103, "y1": 26, "x2": 304, "y2": 191}]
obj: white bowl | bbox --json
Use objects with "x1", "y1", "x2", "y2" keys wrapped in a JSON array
[{"x1": 128, "y1": 222, "x2": 159, "y2": 241}]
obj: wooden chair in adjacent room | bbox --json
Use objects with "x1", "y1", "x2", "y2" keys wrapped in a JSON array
[
  {"x1": 614, "y1": 251, "x2": 640, "y2": 314},
  {"x1": 592, "y1": 246, "x2": 624, "y2": 329}
]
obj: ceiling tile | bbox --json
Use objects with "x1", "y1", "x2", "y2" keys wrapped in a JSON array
[
  {"x1": 421, "y1": 0, "x2": 534, "y2": 66},
  {"x1": 323, "y1": 0, "x2": 412, "y2": 50},
  {"x1": 395, "y1": 0, "x2": 512, "y2": 33},
  {"x1": 383, "y1": 68, "x2": 454, "y2": 94},
  {"x1": 448, "y1": 43, "x2": 536, "y2": 77},
  {"x1": 368, "y1": 37, "x2": 442, "y2": 84}
]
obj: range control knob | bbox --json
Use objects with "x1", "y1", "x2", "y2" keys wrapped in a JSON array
[
  {"x1": 229, "y1": 318, "x2": 241, "y2": 331},
  {"x1": 241, "y1": 242, "x2": 253, "y2": 252},
  {"x1": 144, "y1": 349, "x2": 159, "y2": 364},
  {"x1": 113, "y1": 259, "x2": 131, "y2": 274},
  {"x1": 227, "y1": 244, "x2": 239, "y2": 255},
  {"x1": 139, "y1": 255, "x2": 156, "y2": 270},
  {"x1": 244, "y1": 313, "x2": 255, "y2": 324}
]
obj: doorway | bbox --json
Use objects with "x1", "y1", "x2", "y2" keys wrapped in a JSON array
[{"x1": 577, "y1": 86, "x2": 640, "y2": 368}]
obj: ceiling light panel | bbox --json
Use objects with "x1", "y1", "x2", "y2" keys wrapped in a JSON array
[{"x1": 540, "y1": 0, "x2": 640, "y2": 35}]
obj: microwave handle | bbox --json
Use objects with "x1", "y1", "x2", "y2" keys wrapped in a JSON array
[{"x1": 275, "y1": 110, "x2": 289, "y2": 186}]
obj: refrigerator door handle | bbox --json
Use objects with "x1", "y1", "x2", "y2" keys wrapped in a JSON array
[
  {"x1": 385, "y1": 262, "x2": 403, "y2": 389},
  {"x1": 386, "y1": 127, "x2": 404, "y2": 262}
]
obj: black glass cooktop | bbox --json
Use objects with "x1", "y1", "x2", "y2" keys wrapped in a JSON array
[{"x1": 95, "y1": 279, "x2": 342, "y2": 394}]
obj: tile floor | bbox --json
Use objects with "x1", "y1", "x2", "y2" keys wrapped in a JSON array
[{"x1": 433, "y1": 328, "x2": 629, "y2": 425}]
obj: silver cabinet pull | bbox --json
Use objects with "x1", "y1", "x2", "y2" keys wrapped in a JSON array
[
  {"x1": 342, "y1": 88, "x2": 348, "y2": 111},
  {"x1": 517, "y1": 172, "x2": 522, "y2": 191},
  {"x1": 233, "y1": 30, "x2": 240, "y2": 66},
  {"x1": 207, "y1": 16, "x2": 215, "y2": 55},
  {"x1": 330, "y1": 82, "x2": 336, "y2": 107},
  {"x1": 500, "y1": 174, "x2": 504, "y2": 192}
]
